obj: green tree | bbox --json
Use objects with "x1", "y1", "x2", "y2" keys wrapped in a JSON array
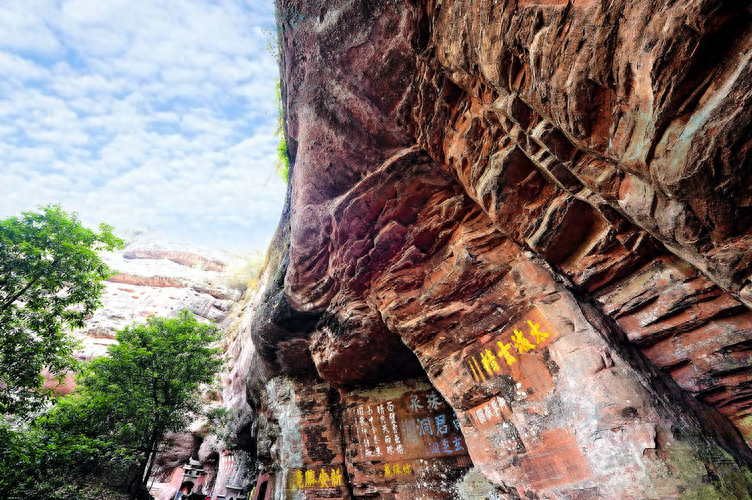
[
  {"x1": 0, "y1": 415, "x2": 131, "y2": 500},
  {"x1": 62, "y1": 310, "x2": 223, "y2": 498},
  {"x1": 0, "y1": 204, "x2": 124, "y2": 416}
]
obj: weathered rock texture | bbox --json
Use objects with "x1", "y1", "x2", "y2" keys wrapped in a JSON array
[
  {"x1": 44, "y1": 235, "x2": 242, "y2": 400},
  {"x1": 71, "y1": 235, "x2": 241, "y2": 360},
  {"x1": 218, "y1": 1, "x2": 752, "y2": 500}
]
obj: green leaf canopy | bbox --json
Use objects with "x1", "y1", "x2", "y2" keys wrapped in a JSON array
[{"x1": 0, "y1": 204, "x2": 124, "y2": 415}]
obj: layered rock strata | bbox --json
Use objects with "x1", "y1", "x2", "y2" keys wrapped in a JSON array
[
  {"x1": 72, "y1": 236, "x2": 241, "y2": 360},
  {"x1": 218, "y1": 1, "x2": 752, "y2": 500},
  {"x1": 45, "y1": 236, "x2": 241, "y2": 401},
  {"x1": 60, "y1": 236, "x2": 246, "y2": 498}
]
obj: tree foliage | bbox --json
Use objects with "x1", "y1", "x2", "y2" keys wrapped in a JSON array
[
  {"x1": 0, "y1": 204, "x2": 124, "y2": 415},
  {"x1": 69, "y1": 310, "x2": 222, "y2": 497},
  {"x1": 0, "y1": 415, "x2": 132, "y2": 500},
  {"x1": 0, "y1": 310, "x2": 223, "y2": 499}
]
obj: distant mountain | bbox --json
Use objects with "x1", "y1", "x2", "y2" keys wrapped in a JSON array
[{"x1": 45, "y1": 233, "x2": 253, "y2": 395}]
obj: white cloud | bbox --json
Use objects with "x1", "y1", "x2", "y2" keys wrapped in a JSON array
[
  {"x1": 0, "y1": 1, "x2": 63, "y2": 55},
  {"x1": 0, "y1": 0, "x2": 285, "y2": 252},
  {"x1": 0, "y1": 51, "x2": 49, "y2": 80}
]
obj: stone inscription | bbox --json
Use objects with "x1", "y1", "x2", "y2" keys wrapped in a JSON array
[
  {"x1": 465, "y1": 308, "x2": 557, "y2": 383},
  {"x1": 378, "y1": 462, "x2": 415, "y2": 477},
  {"x1": 352, "y1": 390, "x2": 466, "y2": 462},
  {"x1": 288, "y1": 466, "x2": 345, "y2": 490},
  {"x1": 469, "y1": 395, "x2": 509, "y2": 428}
]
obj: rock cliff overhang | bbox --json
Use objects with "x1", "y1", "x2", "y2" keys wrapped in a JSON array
[{"x1": 240, "y1": 1, "x2": 752, "y2": 499}]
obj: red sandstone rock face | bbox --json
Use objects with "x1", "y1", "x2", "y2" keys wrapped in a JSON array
[
  {"x1": 71, "y1": 236, "x2": 241, "y2": 360},
  {"x1": 124, "y1": 247, "x2": 227, "y2": 272},
  {"x1": 227, "y1": 1, "x2": 752, "y2": 499},
  {"x1": 108, "y1": 273, "x2": 186, "y2": 288},
  {"x1": 417, "y1": 0, "x2": 752, "y2": 306}
]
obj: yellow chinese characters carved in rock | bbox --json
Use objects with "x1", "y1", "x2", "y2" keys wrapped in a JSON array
[
  {"x1": 381, "y1": 463, "x2": 414, "y2": 477},
  {"x1": 466, "y1": 309, "x2": 556, "y2": 383},
  {"x1": 291, "y1": 467, "x2": 344, "y2": 489}
]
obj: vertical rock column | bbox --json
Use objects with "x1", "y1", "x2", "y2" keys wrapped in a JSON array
[{"x1": 263, "y1": 375, "x2": 351, "y2": 500}]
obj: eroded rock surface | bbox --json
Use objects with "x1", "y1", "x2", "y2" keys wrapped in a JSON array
[
  {"x1": 212, "y1": 1, "x2": 752, "y2": 500},
  {"x1": 71, "y1": 235, "x2": 241, "y2": 360},
  {"x1": 46, "y1": 235, "x2": 242, "y2": 400}
]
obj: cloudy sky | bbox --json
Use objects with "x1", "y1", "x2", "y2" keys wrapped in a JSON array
[{"x1": 0, "y1": 0, "x2": 287, "y2": 253}]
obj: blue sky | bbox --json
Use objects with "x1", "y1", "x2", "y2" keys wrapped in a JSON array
[{"x1": 0, "y1": 0, "x2": 287, "y2": 253}]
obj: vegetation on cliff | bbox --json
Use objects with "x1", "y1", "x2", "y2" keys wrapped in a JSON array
[
  {"x1": 275, "y1": 80, "x2": 290, "y2": 183},
  {"x1": 79, "y1": 311, "x2": 223, "y2": 497}
]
